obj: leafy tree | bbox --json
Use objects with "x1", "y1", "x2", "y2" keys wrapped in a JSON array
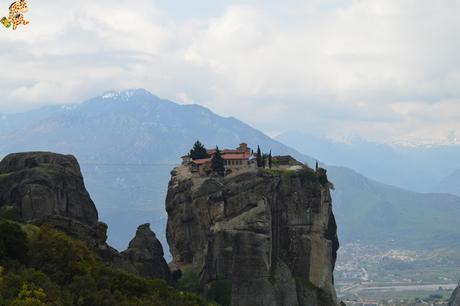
[
  {"x1": 211, "y1": 147, "x2": 225, "y2": 176},
  {"x1": 256, "y1": 146, "x2": 262, "y2": 167},
  {"x1": 0, "y1": 221, "x2": 28, "y2": 263},
  {"x1": 28, "y1": 224, "x2": 97, "y2": 284},
  {"x1": 189, "y1": 140, "x2": 208, "y2": 160},
  {"x1": 10, "y1": 284, "x2": 47, "y2": 306}
]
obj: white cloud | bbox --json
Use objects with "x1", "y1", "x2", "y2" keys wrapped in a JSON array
[{"x1": 0, "y1": 0, "x2": 459, "y2": 145}]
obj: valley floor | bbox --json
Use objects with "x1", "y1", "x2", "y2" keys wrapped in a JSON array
[{"x1": 335, "y1": 243, "x2": 460, "y2": 305}]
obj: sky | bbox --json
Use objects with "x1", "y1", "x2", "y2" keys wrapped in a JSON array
[{"x1": 1, "y1": 0, "x2": 460, "y2": 146}]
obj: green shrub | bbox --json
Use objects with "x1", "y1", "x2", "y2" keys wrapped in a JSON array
[
  {"x1": 0, "y1": 221, "x2": 28, "y2": 263},
  {"x1": 207, "y1": 277, "x2": 232, "y2": 306},
  {"x1": 0, "y1": 204, "x2": 21, "y2": 222},
  {"x1": 28, "y1": 224, "x2": 98, "y2": 284},
  {"x1": 178, "y1": 268, "x2": 200, "y2": 293}
]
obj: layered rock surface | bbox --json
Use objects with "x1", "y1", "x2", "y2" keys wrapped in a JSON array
[
  {"x1": 0, "y1": 152, "x2": 170, "y2": 281},
  {"x1": 166, "y1": 165, "x2": 339, "y2": 306},
  {"x1": 450, "y1": 284, "x2": 460, "y2": 306}
]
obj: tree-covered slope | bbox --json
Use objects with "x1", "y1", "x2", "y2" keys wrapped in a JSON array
[{"x1": 0, "y1": 220, "x2": 215, "y2": 306}]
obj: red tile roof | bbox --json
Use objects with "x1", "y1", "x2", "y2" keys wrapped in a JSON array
[{"x1": 192, "y1": 158, "x2": 212, "y2": 165}]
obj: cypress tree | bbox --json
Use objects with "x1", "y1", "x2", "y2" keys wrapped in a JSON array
[
  {"x1": 268, "y1": 151, "x2": 272, "y2": 169},
  {"x1": 211, "y1": 146, "x2": 225, "y2": 176},
  {"x1": 256, "y1": 146, "x2": 262, "y2": 168}
]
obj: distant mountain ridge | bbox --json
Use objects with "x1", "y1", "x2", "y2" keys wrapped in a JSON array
[
  {"x1": 276, "y1": 131, "x2": 460, "y2": 196},
  {"x1": 1, "y1": 89, "x2": 459, "y2": 251}
]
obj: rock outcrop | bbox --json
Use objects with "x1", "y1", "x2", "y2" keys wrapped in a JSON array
[
  {"x1": 0, "y1": 152, "x2": 98, "y2": 226},
  {"x1": 166, "y1": 165, "x2": 339, "y2": 306},
  {"x1": 0, "y1": 152, "x2": 171, "y2": 281},
  {"x1": 450, "y1": 284, "x2": 460, "y2": 306},
  {"x1": 118, "y1": 223, "x2": 171, "y2": 281}
]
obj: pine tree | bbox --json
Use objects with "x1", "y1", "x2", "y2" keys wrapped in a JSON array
[
  {"x1": 268, "y1": 151, "x2": 272, "y2": 169},
  {"x1": 211, "y1": 147, "x2": 225, "y2": 176},
  {"x1": 256, "y1": 146, "x2": 262, "y2": 168},
  {"x1": 189, "y1": 140, "x2": 208, "y2": 160}
]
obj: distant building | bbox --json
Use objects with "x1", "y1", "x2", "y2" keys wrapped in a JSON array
[
  {"x1": 185, "y1": 143, "x2": 254, "y2": 176},
  {"x1": 272, "y1": 155, "x2": 303, "y2": 168}
]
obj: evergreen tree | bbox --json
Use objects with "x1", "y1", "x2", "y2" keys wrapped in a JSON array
[
  {"x1": 268, "y1": 151, "x2": 272, "y2": 169},
  {"x1": 211, "y1": 147, "x2": 225, "y2": 176},
  {"x1": 256, "y1": 146, "x2": 262, "y2": 168},
  {"x1": 189, "y1": 140, "x2": 208, "y2": 160}
]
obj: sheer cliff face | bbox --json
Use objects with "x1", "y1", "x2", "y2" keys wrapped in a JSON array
[{"x1": 166, "y1": 166, "x2": 339, "y2": 306}]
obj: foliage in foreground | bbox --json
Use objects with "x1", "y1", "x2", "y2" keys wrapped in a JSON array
[{"x1": 0, "y1": 220, "x2": 217, "y2": 306}]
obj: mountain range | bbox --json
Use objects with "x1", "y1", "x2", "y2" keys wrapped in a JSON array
[
  {"x1": 276, "y1": 131, "x2": 460, "y2": 196},
  {"x1": 1, "y1": 89, "x2": 459, "y2": 251}
]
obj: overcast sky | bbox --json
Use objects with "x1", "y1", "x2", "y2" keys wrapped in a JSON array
[{"x1": 1, "y1": 0, "x2": 460, "y2": 145}]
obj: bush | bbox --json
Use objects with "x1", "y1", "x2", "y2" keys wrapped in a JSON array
[
  {"x1": 10, "y1": 284, "x2": 47, "y2": 306},
  {"x1": 207, "y1": 278, "x2": 232, "y2": 306},
  {"x1": 177, "y1": 268, "x2": 200, "y2": 293},
  {"x1": 0, "y1": 205, "x2": 21, "y2": 222},
  {"x1": 28, "y1": 224, "x2": 98, "y2": 284},
  {"x1": 0, "y1": 221, "x2": 28, "y2": 263}
]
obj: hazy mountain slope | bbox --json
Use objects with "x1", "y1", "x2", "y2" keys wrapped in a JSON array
[
  {"x1": 0, "y1": 89, "x2": 314, "y2": 250},
  {"x1": 438, "y1": 169, "x2": 460, "y2": 196},
  {"x1": 329, "y1": 167, "x2": 460, "y2": 248},
  {"x1": 276, "y1": 131, "x2": 460, "y2": 195},
  {"x1": 1, "y1": 89, "x2": 459, "y2": 252}
]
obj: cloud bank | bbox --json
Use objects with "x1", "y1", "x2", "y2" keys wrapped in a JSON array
[{"x1": 1, "y1": 0, "x2": 459, "y2": 145}]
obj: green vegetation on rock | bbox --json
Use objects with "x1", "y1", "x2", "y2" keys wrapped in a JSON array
[{"x1": 0, "y1": 220, "x2": 217, "y2": 306}]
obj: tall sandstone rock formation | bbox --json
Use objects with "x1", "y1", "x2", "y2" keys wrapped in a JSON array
[
  {"x1": 0, "y1": 152, "x2": 170, "y2": 281},
  {"x1": 0, "y1": 152, "x2": 98, "y2": 226},
  {"x1": 166, "y1": 164, "x2": 339, "y2": 306}
]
